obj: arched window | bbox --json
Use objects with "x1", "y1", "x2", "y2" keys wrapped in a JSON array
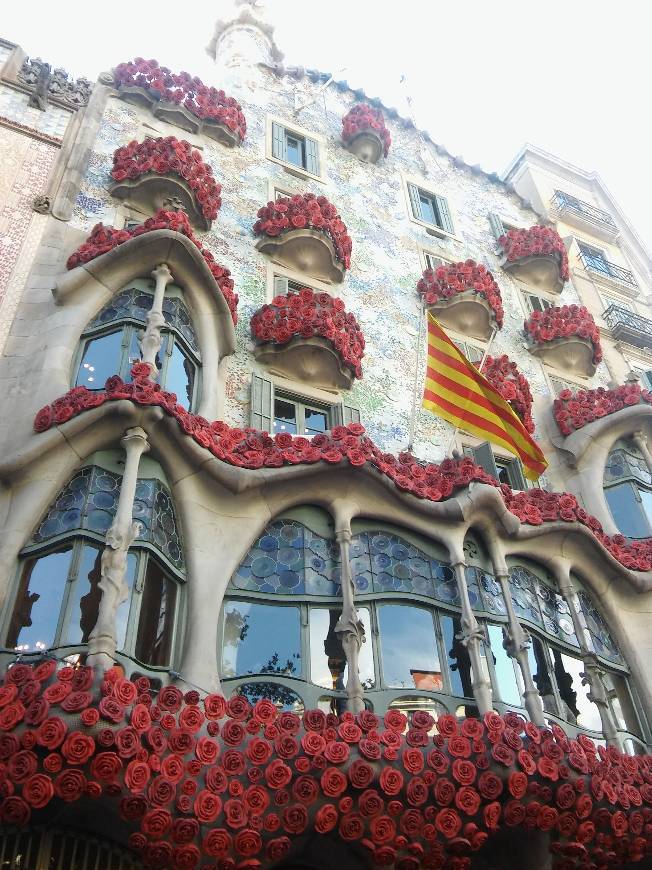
[
  {"x1": 507, "y1": 561, "x2": 646, "y2": 746},
  {"x1": 220, "y1": 515, "x2": 546, "y2": 721},
  {"x1": 603, "y1": 437, "x2": 652, "y2": 538},
  {"x1": 3, "y1": 454, "x2": 185, "y2": 671},
  {"x1": 74, "y1": 279, "x2": 200, "y2": 410}
]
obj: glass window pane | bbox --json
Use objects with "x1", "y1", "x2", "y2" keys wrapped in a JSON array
[
  {"x1": 274, "y1": 399, "x2": 297, "y2": 434},
  {"x1": 222, "y1": 601, "x2": 301, "y2": 679},
  {"x1": 419, "y1": 194, "x2": 437, "y2": 225},
  {"x1": 639, "y1": 488, "x2": 652, "y2": 529},
  {"x1": 487, "y1": 624, "x2": 521, "y2": 707},
  {"x1": 378, "y1": 605, "x2": 440, "y2": 690},
  {"x1": 116, "y1": 553, "x2": 138, "y2": 651},
  {"x1": 528, "y1": 636, "x2": 557, "y2": 716},
  {"x1": 441, "y1": 614, "x2": 473, "y2": 698},
  {"x1": 135, "y1": 560, "x2": 178, "y2": 667},
  {"x1": 235, "y1": 682, "x2": 304, "y2": 713},
  {"x1": 63, "y1": 544, "x2": 102, "y2": 646},
  {"x1": 76, "y1": 331, "x2": 124, "y2": 388},
  {"x1": 285, "y1": 135, "x2": 303, "y2": 167},
  {"x1": 7, "y1": 548, "x2": 73, "y2": 651},
  {"x1": 164, "y1": 342, "x2": 195, "y2": 410},
  {"x1": 304, "y1": 406, "x2": 328, "y2": 435},
  {"x1": 605, "y1": 483, "x2": 651, "y2": 538},
  {"x1": 556, "y1": 652, "x2": 602, "y2": 732},
  {"x1": 309, "y1": 607, "x2": 374, "y2": 691}
]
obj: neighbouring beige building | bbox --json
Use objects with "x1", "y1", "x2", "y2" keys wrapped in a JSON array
[{"x1": 1, "y1": 3, "x2": 652, "y2": 868}]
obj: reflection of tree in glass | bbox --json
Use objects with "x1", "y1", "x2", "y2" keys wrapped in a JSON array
[
  {"x1": 237, "y1": 680, "x2": 303, "y2": 712},
  {"x1": 224, "y1": 607, "x2": 250, "y2": 645}
]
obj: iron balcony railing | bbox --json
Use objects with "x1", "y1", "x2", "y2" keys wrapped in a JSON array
[
  {"x1": 603, "y1": 304, "x2": 652, "y2": 348},
  {"x1": 552, "y1": 190, "x2": 617, "y2": 230},
  {"x1": 579, "y1": 249, "x2": 638, "y2": 287}
]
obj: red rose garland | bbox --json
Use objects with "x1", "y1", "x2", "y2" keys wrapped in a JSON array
[
  {"x1": 341, "y1": 103, "x2": 391, "y2": 157},
  {"x1": 481, "y1": 355, "x2": 535, "y2": 433},
  {"x1": 65, "y1": 209, "x2": 238, "y2": 324},
  {"x1": 113, "y1": 58, "x2": 246, "y2": 142},
  {"x1": 498, "y1": 225, "x2": 570, "y2": 282},
  {"x1": 250, "y1": 287, "x2": 365, "y2": 379},
  {"x1": 253, "y1": 193, "x2": 352, "y2": 271},
  {"x1": 525, "y1": 304, "x2": 602, "y2": 365},
  {"x1": 111, "y1": 136, "x2": 222, "y2": 222},
  {"x1": 0, "y1": 663, "x2": 651, "y2": 869},
  {"x1": 416, "y1": 260, "x2": 504, "y2": 328},
  {"x1": 32, "y1": 364, "x2": 652, "y2": 572},
  {"x1": 554, "y1": 381, "x2": 652, "y2": 436}
]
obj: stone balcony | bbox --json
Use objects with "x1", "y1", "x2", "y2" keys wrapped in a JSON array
[
  {"x1": 604, "y1": 304, "x2": 652, "y2": 350},
  {"x1": 551, "y1": 190, "x2": 618, "y2": 241}
]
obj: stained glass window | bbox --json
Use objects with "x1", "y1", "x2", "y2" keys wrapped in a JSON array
[
  {"x1": 578, "y1": 590, "x2": 623, "y2": 664},
  {"x1": 508, "y1": 566, "x2": 578, "y2": 647}
]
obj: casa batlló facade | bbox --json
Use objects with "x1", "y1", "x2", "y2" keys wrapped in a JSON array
[{"x1": 1, "y1": 2, "x2": 652, "y2": 867}]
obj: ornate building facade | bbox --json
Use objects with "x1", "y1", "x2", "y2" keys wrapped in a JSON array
[{"x1": 1, "y1": 3, "x2": 652, "y2": 868}]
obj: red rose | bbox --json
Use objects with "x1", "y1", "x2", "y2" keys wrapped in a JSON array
[
  {"x1": 491, "y1": 743, "x2": 515, "y2": 767},
  {"x1": 36, "y1": 716, "x2": 67, "y2": 750},
  {"x1": 179, "y1": 705, "x2": 204, "y2": 733},
  {"x1": 141, "y1": 807, "x2": 172, "y2": 839},
  {"x1": 90, "y1": 751, "x2": 122, "y2": 781},
  {"x1": 449, "y1": 735, "x2": 472, "y2": 758},
  {"x1": 537, "y1": 756, "x2": 559, "y2": 781},
  {"x1": 59, "y1": 731, "x2": 95, "y2": 765},
  {"x1": 358, "y1": 788, "x2": 384, "y2": 817},
  {"x1": 222, "y1": 719, "x2": 245, "y2": 746},
  {"x1": 234, "y1": 829, "x2": 262, "y2": 857},
  {"x1": 120, "y1": 795, "x2": 147, "y2": 820},
  {"x1": 321, "y1": 766, "x2": 348, "y2": 797},
  {"x1": 203, "y1": 828, "x2": 232, "y2": 857},
  {"x1": 452, "y1": 759, "x2": 476, "y2": 786},
  {"x1": 427, "y1": 749, "x2": 449, "y2": 774},
  {"x1": 148, "y1": 775, "x2": 176, "y2": 806},
  {"x1": 435, "y1": 808, "x2": 462, "y2": 839},
  {"x1": 98, "y1": 697, "x2": 125, "y2": 724},
  {"x1": 0, "y1": 796, "x2": 30, "y2": 826},
  {"x1": 226, "y1": 695, "x2": 251, "y2": 721},
  {"x1": 22, "y1": 773, "x2": 54, "y2": 809},
  {"x1": 384, "y1": 709, "x2": 407, "y2": 732},
  {"x1": 265, "y1": 759, "x2": 292, "y2": 790},
  {"x1": 434, "y1": 777, "x2": 455, "y2": 806},
  {"x1": 204, "y1": 693, "x2": 227, "y2": 720},
  {"x1": 244, "y1": 784, "x2": 270, "y2": 814},
  {"x1": 379, "y1": 766, "x2": 403, "y2": 796},
  {"x1": 314, "y1": 803, "x2": 338, "y2": 833},
  {"x1": 8, "y1": 750, "x2": 37, "y2": 783},
  {"x1": 80, "y1": 708, "x2": 99, "y2": 727},
  {"x1": 503, "y1": 799, "x2": 526, "y2": 826},
  {"x1": 407, "y1": 777, "x2": 428, "y2": 807},
  {"x1": 402, "y1": 747, "x2": 425, "y2": 774},
  {"x1": 54, "y1": 769, "x2": 86, "y2": 802},
  {"x1": 112, "y1": 678, "x2": 137, "y2": 706},
  {"x1": 478, "y1": 771, "x2": 503, "y2": 800},
  {"x1": 483, "y1": 801, "x2": 501, "y2": 830},
  {"x1": 161, "y1": 753, "x2": 185, "y2": 783}
]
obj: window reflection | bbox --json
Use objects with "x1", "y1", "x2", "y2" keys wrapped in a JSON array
[
  {"x1": 309, "y1": 607, "x2": 374, "y2": 691},
  {"x1": 528, "y1": 636, "x2": 557, "y2": 716},
  {"x1": 165, "y1": 341, "x2": 195, "y2": 410},
  {"x1": 236, "y1": 682, "x2": 304, "y2": 713},
  {"x1": 604, "y1": 483, "x2": 650, "y2": 539},
  {"x1": 222, "y1": 601, "x2": 301, "y2": 679},
  {"x1": 135, "y1": 560, "x2": 178, "y2": 667},
  {"x1": 487, "y1": 624, "x2": 521, "y2": 707},
  {"x1": 76, "y1": 331, "x2": 124, "y2": 389},
  {"x1": 65, "y1": 545, "x2": 102, "y2": 645},
  {"x1": 378, "y1": 605, "x2": 440, "y2": 690},
  {"x1": 273, "y1": 399, "x2": 298, "y2": 434},
  {"x1": 7, "y1": 548, "x2": 73, "y2": 651},
  {"x1": 441, "y1": 614, "x2": 472, "y2": 698},
  {"x1": 556, "y1": 652, "x2": 602, "y2": 731}
]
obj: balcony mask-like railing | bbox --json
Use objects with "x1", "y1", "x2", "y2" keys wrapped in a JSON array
[
  {"x1": 604, "y1": 303, "x2": 652, "y2": 348},
  {"x1": 579, "y1": 250, "x2": 638, "y2": 288},
  {"x1": 552, "y1": 190, "x2": 617, "y2": 230}
]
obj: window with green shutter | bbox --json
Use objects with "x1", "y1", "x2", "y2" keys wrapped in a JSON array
[
  {"x1": 271, "y1": 121, "x2": 321, "y2": 176},
  {"x1": 465, "y1": 442, "x2": 527, "y2": 490},
  {"x1": 407, "y1": 182, "x2": 454, "y2": 235},
  {"x1": 249, "y1": 375, "x2": 361, "y2": 436},
  {"x1": 488, "y1": 212, "x2": 506, "y2": 240}
]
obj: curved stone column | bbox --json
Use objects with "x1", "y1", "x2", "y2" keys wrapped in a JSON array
[{"x1": 139, "y1": 263, "x2": 174, "y2": 377}]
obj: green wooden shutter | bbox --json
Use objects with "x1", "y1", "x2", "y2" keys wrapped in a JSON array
[
  {"x1": 332, "y1": 403, "x2": 361, "y2": 428},
  {"x1": 507, "y1": 459, "x2": 527, "y2": 491},
  {"x1": 407, "y1": 183, "x2": 423, "y2": 221},
  {"x1": 271, "y1": 122, "x2": 287, "y2": 161},
  {"x1": 304, "y1": 137, "x2": 320, "y2": 175},
  {"x1": 434, "y1": 194, "x2": 454, "y2": 234},
  {"x1": 488, "y1": 212, "x2": 506, "y2": 239},
  {"x1": 273, "y1": 275, "x2": 289, "y2": 297},
  {"x1": 250, "y1": 372, "x2": 274, "y2": 432},
  {"x1": 471, "y1": 442, "x2": 499, "y2": 479}
]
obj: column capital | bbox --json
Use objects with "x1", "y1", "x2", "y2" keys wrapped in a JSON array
[
  {"x1": 151, "y1": 262, "x2": 173, "y2": 285},
  {"x1": 121, "y1": 426, "x2": 150, "y2": 453}
]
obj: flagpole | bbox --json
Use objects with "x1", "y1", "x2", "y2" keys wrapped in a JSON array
[
  {"x1": 406, "y1": 302, "x2": 425, "y2": 452},
  {"x1": 445, "y1": 326, "x2": 498, "y2": 456}
]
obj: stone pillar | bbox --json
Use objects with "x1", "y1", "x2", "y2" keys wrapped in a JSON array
[
  {"x1": 451, "y1": 560, "x2": 493, "y2": 715},
  {"x1": 334, "y1": 528, "x2": 366, "y2": 714},
  {"x1": 87, "y1": 427, "x2": 149, "y2": 672},
  {"x1": 139, "y1": 263, "x2": 173, "y2": 378},
  {"x1": 554, "y1": 561, "x2": 620, "y2": 748},
  {"x1": 632, "y1": 430, "x2": 652, "y2": 477}
]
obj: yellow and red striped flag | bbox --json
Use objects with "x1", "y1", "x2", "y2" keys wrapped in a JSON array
[{"x1": 422, "y1": 313, "x2": 547, "y2": 480}]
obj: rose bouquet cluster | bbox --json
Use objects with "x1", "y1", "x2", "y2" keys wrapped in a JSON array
[
  {"x1": 253, "y1": 193, "x2": 352, "y2": 271},
  {"x1": 554, "y1": 382, "x2": 652, "y2": 436},
  {"x1": 501, "y1": 486, "x2": 652, "y2": 571},
  {"x1": 341, "y1": 103, "x2": 391, "y2": 157},
  {"x1": 111, "y1": 137, "x2": 222, "y2": 222},
  {"x1": 481, "y1": 355, "x2": 535, "y2": 433},
  {"x1": 113, "y1": 58, "x2": 246, "y2": 142},
  {"x1": 1, "y1": 662, "x2": 651, "y2": 870},
  {"x1": 34, "y1": 366, "x2": 652, "y2": 573},
  {"x1": 250, "y1": 288, "x2": 364, "y2": 380},
  {"x1": 65, "y1": 210, "x2": 238, "y2": 324},
  {"x1": 498, "y1": 225, "x2": 569, "y2": 282},
  {"x1": 524, "y1": 304, "x2": 603, "y2": 365},
  {"x1": 417, "y1": 260, "x2": 504, "y2": 328}
]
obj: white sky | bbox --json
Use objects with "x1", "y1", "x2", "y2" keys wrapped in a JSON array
[{"x1": 5, "y1": 1, "x2": 651, "y2": 252}]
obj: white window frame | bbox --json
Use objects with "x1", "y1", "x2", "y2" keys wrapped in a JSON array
[
  {"x1": 266, "y1": 115, "x2": 326, "y2": 182},
  {"x1": 460, "y1": 437, "x2": 528, "y2": 491},
  {"x1": 519, "y1": 288, "x2": 557, "y2": 317},
  {"x1": 418, "y1": 246, "x2": 452, "y2": 272},
  {"x1": 543, "y1": 367, "x2": 590, "y2": 397},
  {"x1": 401, "y1": 173, "x2": 458, "y2": 239},
  {"x1": 265, "y1": 262, "x2": 334, "y2": 304}
]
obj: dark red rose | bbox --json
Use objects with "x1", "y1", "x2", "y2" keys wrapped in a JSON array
[
  {"x1": 141, "y1": 807, "x2": 172, "y2": 839},
  {"x1": 0, "y1": 796, "x2": 30, "y2": 826},
  {"x1": 436, "y1": 714, "x2": 458, "y2": 738},
  {"x1": 504, "y1": 799, "x2": 526, "y2": 826},
  {"x1": 379, "y1": 766, "x2": 403, "y2": 796},
  {"x1": 171, "y1": 817, "x2": 199, "y2": 845},
  {"x1": 120, "y1": 795, "x2": 147, "y2": 820},
  {"x1": 202, "y1": 828, "x2": 232, "y2": 858},
  {"x1": 321, "y1": 766, "x2": 348, "y2": 797},
  {"x1": 452, "y1": 759, "x2": 476, "y2": 786},
  {"x1": 338, "y1": 811, "x2": 364, "y2": 841},
  {"x1": 358, "y1": 788, "x2": 384, "y2": 817},
  {"x1": 348, "y1": 759, "x2": 374, "y2": 789},
  {"x1": 407, "y1": 777, "x2": 429, "y2": 807},
  {"x1": 90, "y1": 751, "x2": 122, "y2": 781},
  {"x1": 8, "y1": 750, "x2": 37, "y2": 783},
  {"x1": 161, "y1": 753, "x2": 185, "y2": 783},
  {"x1": 54, "y1": 769, "x2": 86, "y2": 802},
  {"x1": 314, "y1": 803, "x2": 338, "y2": 833},
  {"x1": 36, "y1": 716, "x2": 67, "y2": 750},
  {"x1": 461, "y1": 718, "x2": 484, "y2": 740},
  {"x1": 114, "y1": 726, "x2": 139, "y2": 758},
  {"x1": 491, "y1": 743, "x2": 515, "y2": 767},
  {"x1": 435, "y1": 808, "x2": 462, "y2": 839},
  {"x1": 234, "y1": 829, "x2": 262, "y2": 857},
  {"x1": 427, "y1": 749, "x2": 450, "y2": 774},
  {"x1": 222, "y1": 719, "x2": 246, "y2": 746},
  {"x1": 22, "y1": 773, "x2": 54, "y2": 808},
  {"x1": 434, "y1": 778, "x2": 455, "y2": 806},
  {"x1": 478, "y1": 771, "x2": 503, "y2": 800}
]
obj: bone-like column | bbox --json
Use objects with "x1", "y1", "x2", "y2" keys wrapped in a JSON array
[
  {"x1": 451, "y1": 560, "x2": 493, "y2": 715},
  {"x1": 334, "y1": 527, "x2": 366, "y2": 714},
  {"x1": 139, "y1": 263, "x2": 174, "y2": 378}
]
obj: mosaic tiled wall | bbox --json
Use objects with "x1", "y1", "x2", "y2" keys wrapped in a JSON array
[
  {"x1": 65, "y1": 65, "x2": 608, "y2": 466},
  {"x1": 0, "y1": 86, "x2": 71, "y2": 139}
]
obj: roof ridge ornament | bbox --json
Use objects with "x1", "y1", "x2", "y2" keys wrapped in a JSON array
[{"x1": 206, "y1": 0, "x2": 283, "y2": 70}]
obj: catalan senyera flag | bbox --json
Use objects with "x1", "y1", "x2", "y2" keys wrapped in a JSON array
[{"x1": 423, "y1": 313, "x2": 547, "y2": 481}]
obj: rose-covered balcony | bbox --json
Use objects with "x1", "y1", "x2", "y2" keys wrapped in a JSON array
[
  {"x1": 481, "y1": 355, "x2": 535, "y2": 433},
  {"x1": 253, "y1": 193, "x2": 352, "y2": 284},
  {"x1": 109, "y1": 137, "x2": 221, "y2": 231},
  {"x1": 113, "y1": 58, "x2": 246, "y2": 146},
  {"x1": 498, "y1": 226, "x2": 569, "y2": 293},
  {"x1": 341, "y1": 103, "x2": 391, "y2": 164},
  {"x1": 250, "y1": 288, "x2": 364, "y2": 390},
  {"x1": 554, "y1": 380, "x2": 652, "y2": 437},
  {"x1": 417, "y1": 260, "x2": 503, "y2": 340},
  {"x1": 524, "y1": 305, "x2": 602, "y2": 377}
]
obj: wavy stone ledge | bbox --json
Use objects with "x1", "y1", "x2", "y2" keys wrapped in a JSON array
[
  {"x1": 255, "y1": 228, "x2": 346, "y2": 284},
  {"x1": 426, "y1": 290, "x2": 498, "y2": 342},
  {"x1": 254, "y1": 336, "x2": 355, "y2": 390},
  {"x1": 528, "y1": 335, "x2": 597, "y2": 378},
  {"x1": 109, "y1": 174, "x2": 212, "y2": 232},
  {"x1": 500, "y1": 252, "x2": 564, "y2": 294}
]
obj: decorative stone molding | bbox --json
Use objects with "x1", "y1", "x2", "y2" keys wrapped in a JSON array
[
  {"x1": 207, "y1": 0, "x2": 284, "y2": 68},
  {"x1": 253, "y1": 193, "x2": 352, "y2": 283},
  {"x1": 250, "y1": 287, "x2": 364, "y2": 388},
  {"x1": 498, "y1": 225, "x2": 569, "y2": 293},
  {"x1": 113, "y1": 59, "x2": 246, "y2": 146},
  {"x1": 109, "y1": 138, "x2": 221, "y2": 231},
  {"x1": 32, "y1": 195, "x2": 51, "y2": 215},
  {"x1": 417, "y1": 260, "x2": 503, "y2": 340},
  {"x1": 529, "y1": 334, "x2": 597, "y2": 377},
  {"x1": 17, "y1": 56, "x2": 92, "y2": 110}
]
